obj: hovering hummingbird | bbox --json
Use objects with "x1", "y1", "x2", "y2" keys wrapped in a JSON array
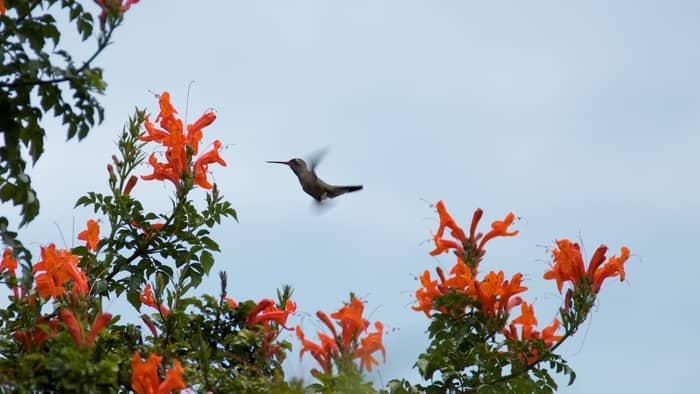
[{"x1": 267, "y1": 149, "x2": 363, "y2": 203}]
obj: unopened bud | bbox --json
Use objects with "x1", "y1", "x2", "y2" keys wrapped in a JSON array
[
  {"x1": 112, "y1": 155, "x2": 121, "y2": 166},
  {"x1": 107, "y1": 164, "x2": 115, "y2": 177},
  {"x1": 123, "y1": 176, "x2": 138, "y2": 195},
  {"x1": 141, "y1": 315, "x2": 158, "y2": 338},
  {"x1": 564, "y1": 288, "x2": 574, "y2": 310}
]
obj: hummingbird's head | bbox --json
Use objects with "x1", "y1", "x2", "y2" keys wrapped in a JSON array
[{"x1": 267, "y1": 158, "x2": 308, "y2": 175}]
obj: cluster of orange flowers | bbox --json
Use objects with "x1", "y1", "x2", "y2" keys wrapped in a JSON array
[
  {"x1": 414, "y1": 201, "x2": 523, "y2": 318},
  {"x1": 544, "y1": 239, "x2": 629, "y2": 296},
  {"x1": 140, "y1": 92, "x2": 226, "y2": 190},
  {"x1": 30, "y1": 219, "x2": 101, "y2": 300},
  {"x1": 32, "y1": 244, "x2": 89, "y2": 299},
  {"x1": 131, "y1": 353, "x2": 185, "y2": 394},
  {"x1": 428, "y1": 200, "x2": 518, "y2": 259},
  {"x1": 414, "y1": 200, "x2": 632, "y2": 365},
  {"x1": 296, "y1": 296, "x2": 385, "y2": 375},
  {"x1": 4, "y1": 220, "x2": 110, "y2": 352},
  {"x1": 502, "y1": 302, "x2": 562, "y2": 364},
  {"x1": 413, "y1": 201, "x2": 566, "y2": 363}
]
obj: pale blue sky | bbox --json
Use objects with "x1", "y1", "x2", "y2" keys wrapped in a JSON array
[{"x1": 7, "y1": 1, "x2": 700, "y2": 392}]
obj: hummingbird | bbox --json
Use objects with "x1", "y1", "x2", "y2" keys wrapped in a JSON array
[{"x1": 267, "y1": 149, "x2": 363, "y2": 203}]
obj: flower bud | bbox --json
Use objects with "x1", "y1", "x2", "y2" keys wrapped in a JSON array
[{"x1": 123, "y1": 175, "x2": 138, "y2": 195}]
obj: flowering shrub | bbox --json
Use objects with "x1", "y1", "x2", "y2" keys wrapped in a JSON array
[{"x1": 387, "y1": 202, "x2": 629, "y2": 393}]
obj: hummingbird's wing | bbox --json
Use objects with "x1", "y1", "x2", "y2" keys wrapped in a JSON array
[{"x1": 306, "y1": 146, "x2": 329, "y2": 175}]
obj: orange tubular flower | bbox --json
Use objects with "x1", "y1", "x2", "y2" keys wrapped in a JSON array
[
  {"x1": 60, "y1": 309, "x2": 84, "y2": 347},
  {"x1": 477, "y1": 212, "x2": 519, "y2": 251},
  {"x1": 354, "y1": 321, "x2": 387, "y2": 372},
  {"x1": 140, "y1": 92, "x2": 226, "y2": 190},
  {"x1": 87, "y1": 313, "x2": 112, "y2": 345},
  {"x1": 244, "y1": 298, "x2": 297, "y2": 359},
  {"x1": 428, "y1": 201, "x2": 518, "y2": 267},
  {"x1": 294, "y1": 332, "x2": 340, "y2": 376},
  {"x1": 592, "y1": 246, "x2": 630, "y2": 293},
  {"x1": 140, "y1": 284, "x2": 169, "y2": 316},
  {"x1": 247, "y1": 298, "x2": 297, "y2": 329},
  {"x1": 330, "y1": 296, "x2": 369, "y2": 349},
  {"x1": 543, "y1": 239, "x2": 630, "y2": 294},
  {"x1": 193, "y1": 140, "x2": 227, "y2": 189},
  {"x1": 472, "y1": 271, "x2": 528, "y2": 317},
  {"x1": 511, "y1": 302, "x2": 537, "y2": 336},
  {"x1": 131, "y1": 353, "x2": 185, "y2": 394},
  {"x1": 503, "y1": 302, "x2": 563, "y2": 364},
  {"x1": 296, "y1": 326, "x2": 337, "y2": 375},
  {"x1": 1, "y1": 247, "x2": 18, "y2": 276},
  {"x1": 429, "y1": 200, "x2": 467, "y2": 256},
  {"x1": 77, "y1": 219, "x2": 100, "y2": 251},
  {"x1": 160, "y1": 360, "x2": 185, "y2": 393},
  {"x1": 0, "y1": 1, "x2": 6, "y2": 15},
  {"x1": 33, "y1": 244, "x2": 88, "y2": 299},
  {"x1": 540, "y1": 318, "x2": 563, "y2": 347},
  {"x1": 186, "y1": 111, "x2": 216, "y2": 155},
  {"x1": 412, "y1": 270, "x2": 444, "y2": 317},
  {"x1": 297, "y1": 296, "x2": 386, "y2": 374}
]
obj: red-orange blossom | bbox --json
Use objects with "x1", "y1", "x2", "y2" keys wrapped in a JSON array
[{"x1": 140, "y1": 92, "x2": 226, "y2": 190}]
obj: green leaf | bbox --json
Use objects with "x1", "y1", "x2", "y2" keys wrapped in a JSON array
[{"x1": 200, "y1": 250, "x2": 215, "y2": 274}]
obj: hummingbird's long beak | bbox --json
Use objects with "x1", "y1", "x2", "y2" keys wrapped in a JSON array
[{"x1": 266, "y1": 160, "x2": 290, "y2": 165}]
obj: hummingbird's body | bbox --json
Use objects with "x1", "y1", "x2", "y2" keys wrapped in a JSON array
[{"x1": 267, "y1": 155, "x2": 362, "y2": 202}]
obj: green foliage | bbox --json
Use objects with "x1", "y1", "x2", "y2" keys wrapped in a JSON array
[
  {"x1": 307, "y1": 369, "x2": 377, "y2": 394},
  {"x1": 385, "y1": 288, "x2": 580, "y2": 393},
  {"x1": 136, "y1": 273, "x2": 293, "y2": 393},
  {"x1": 0, "y1": 0, "x2": 125, "y2": 253}
]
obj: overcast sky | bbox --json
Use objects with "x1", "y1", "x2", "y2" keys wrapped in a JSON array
[{"x1": 7, "y1": 1, "x2": 700, "y2": 392}]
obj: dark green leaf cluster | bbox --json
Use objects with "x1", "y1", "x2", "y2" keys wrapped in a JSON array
[
  {"x1": 166, "y1": 276, "x2": 292, "y2": 392},
  {"x1": 307, "y1": 369, "x2": 377, "y2": 394},
  {"x1": 1, "y1": 0, "x2": 125, "y2": 241}
]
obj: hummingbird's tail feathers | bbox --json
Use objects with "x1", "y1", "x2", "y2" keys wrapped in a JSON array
[{"x1": 326, "y1": 185, "x2": 363, "y2": 198}]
